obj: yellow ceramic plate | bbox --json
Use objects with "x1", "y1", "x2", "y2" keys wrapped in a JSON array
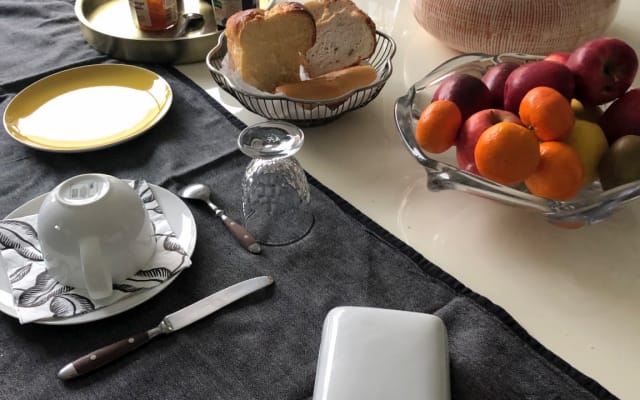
[{"x1": 3, "y1": 64, "x2": 172, "y2": 152}]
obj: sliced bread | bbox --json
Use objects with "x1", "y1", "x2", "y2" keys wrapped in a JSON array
[
  {"x1": 304, "y1": 0, "x2": 376, "y2": 77},
  {"x1": 225, "y1": 3, "x2": 316, "y2": 92}
]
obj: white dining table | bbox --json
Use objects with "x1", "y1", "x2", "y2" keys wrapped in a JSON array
[{"x1": 177, "y1": 1, "x2": 640, "y2": 398}]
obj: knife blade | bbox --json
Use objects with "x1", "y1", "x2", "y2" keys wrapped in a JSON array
[{"x1": 57, "y1": 275, "x2": 274, "y2": 380}]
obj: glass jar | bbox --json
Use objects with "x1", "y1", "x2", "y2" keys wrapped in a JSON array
[
  {"x1": 129, "y1": 0, "x2": 179, "y2": 32},
  {"x1": 212, "y1": 0, "x2": 257, "y2": 29}
]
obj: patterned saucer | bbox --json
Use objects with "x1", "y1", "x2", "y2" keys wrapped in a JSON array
[{"x1": 0, "y1": 183, "x2": 197, "y2": 325}]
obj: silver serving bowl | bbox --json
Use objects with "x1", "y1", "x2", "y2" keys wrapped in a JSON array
[
  {"x1": 75, "y1": 0, "x2": 220, "y2": 64},
  {"x1": 74, "y1": 0, "x2": 274, "y2": 64},
  {"x1": 206, "y1": 31, "x2": 396, "y2": 126},
  {"x1": 394, "y1": 53, "x2": 640, "y2": 228}
]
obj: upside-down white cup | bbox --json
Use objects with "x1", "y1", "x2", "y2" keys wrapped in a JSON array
[{"x1": 37, "y1": 174, "x2": 155, "y2": 300}]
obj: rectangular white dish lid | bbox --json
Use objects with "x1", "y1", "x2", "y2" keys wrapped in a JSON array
[{"x1": 312, "y1": 306, "x2": 450, "y2": 400}]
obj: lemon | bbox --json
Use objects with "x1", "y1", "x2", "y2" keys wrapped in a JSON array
[
  {"x1": 570, "y1": 98, "x2": 603, "y2": 123},
  {"x1": 563, "y1": 119, "x2": 609, "y2": 185}
]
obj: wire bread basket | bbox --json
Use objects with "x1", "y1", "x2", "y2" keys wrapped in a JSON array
[{"x1": 205, "y1": 31, "x2": 396, "y2": 126}]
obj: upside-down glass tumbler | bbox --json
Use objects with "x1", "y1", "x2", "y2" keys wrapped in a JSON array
[{"x1": 238, "y1": 121, "x2": 314, "y2": 245}]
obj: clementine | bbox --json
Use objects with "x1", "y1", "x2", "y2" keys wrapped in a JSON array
[
  {"x1": 474, "y1": 121, "x2": 540, "y2": 185},
  {"x1": 415, "y1": 100, "x2": 462, "y2": 154},
  {"x1": 519, "y1": 86, "x2": 575, "y2": 141},
  {"x1": 524, "y1": 141, "x2": 584, "y2": 200}
]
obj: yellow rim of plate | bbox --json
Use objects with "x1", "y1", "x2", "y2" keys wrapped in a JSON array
[{"x1": 3, "y1": 64, "x2": 172, "y2": 152}]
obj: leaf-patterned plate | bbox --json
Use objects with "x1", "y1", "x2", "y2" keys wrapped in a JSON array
[{"x1": 0, "y1": 183, "x2": 196, "y2": 325}]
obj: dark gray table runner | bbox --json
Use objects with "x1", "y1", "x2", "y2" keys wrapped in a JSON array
[{"x1": 0, "y1": 1, "x2": 618, "y2": 399}]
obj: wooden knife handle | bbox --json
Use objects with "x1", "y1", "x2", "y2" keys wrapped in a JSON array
[
  {"x1": 57, "y1": 331, "x2": 152, "y2": 380},
  {"x1": 220, "y1": 214, "x2": 261, "y2": 254}
]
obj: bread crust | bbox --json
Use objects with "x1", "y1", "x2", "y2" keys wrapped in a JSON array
[
  {"x1": 225, "y1": 2, "x2": 316, "y2": 92},
  {"x1": 275, "y1": 64, "x2": 377, "y2": 100},
  {"x1": 226, "y1": 3, "x2": 316, "y2": 43}
]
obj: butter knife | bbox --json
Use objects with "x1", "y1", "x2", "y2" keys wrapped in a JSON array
[{"x1": 57, "y1": 275, "x2": 274, "y2": 380}]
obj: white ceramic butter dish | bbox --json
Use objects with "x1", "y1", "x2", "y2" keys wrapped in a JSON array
[{"x1": 312, "y1": 306, "x2": 450, "y2": 400}]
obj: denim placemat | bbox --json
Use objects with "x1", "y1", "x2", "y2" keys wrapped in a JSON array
[{"x1": 0, "y1": 1, "x2": 617, "y2": 399}]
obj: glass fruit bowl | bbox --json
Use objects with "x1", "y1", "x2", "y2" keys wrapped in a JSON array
[
  {"x1": 394, "y1": 52, "x2": 640, "y2": 228},
  {"x1": 206, "y1": 30, "x2": 396, "y2": 127}
]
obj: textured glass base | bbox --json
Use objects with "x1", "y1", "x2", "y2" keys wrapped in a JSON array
[{"x1": 239, "y1": 121, "x2": 313, "y2": 245}]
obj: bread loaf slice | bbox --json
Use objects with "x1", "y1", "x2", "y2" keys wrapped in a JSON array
[
  {"x1": 225, "y1": 3, "x2": 316, "y2": 92},
  {"x1": 304, "y1": 0, "x2": 376, "y2": 78}
]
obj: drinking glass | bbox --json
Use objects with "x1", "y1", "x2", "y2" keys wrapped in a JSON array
[{"x1": 238, "y1": 121, "x2": 313, "y2": 245}]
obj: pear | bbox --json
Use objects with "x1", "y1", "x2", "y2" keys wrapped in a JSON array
[{"x1": 598, "y1": 135, "x2": 640, "y2": 190}]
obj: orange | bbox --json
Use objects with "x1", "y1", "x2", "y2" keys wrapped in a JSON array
[
  {"x1": 415, "y1": 100, "x2": 462, "y2": 154},
  {"x1": 519, "y1": 86, "x2": 575, "y2": 141},
  {"x1": 474, "y1": 121, "x2": 540, "y2": 185},
  {"x1": 551, "y1": 220, "x2": 587, "y2": 229},
  {"x1": 524, "y1": 141, "x2": 584, "y2": 200}
]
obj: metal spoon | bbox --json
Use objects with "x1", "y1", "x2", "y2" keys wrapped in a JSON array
[
  {"x1": 178, "y1": 183, "x2": 261, "y2": 254},
  {"x1": 175, "y1": 12, "x2": 205, "y2": 37}
]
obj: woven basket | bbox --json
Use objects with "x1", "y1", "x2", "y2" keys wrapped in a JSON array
[{"x1": 412, "y1": 0, "x2": 620, "y2": 55}]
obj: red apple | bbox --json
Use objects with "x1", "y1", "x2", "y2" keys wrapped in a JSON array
[
  {"x1": 599, "y1": 88, "x2": 640, "y2": 144},
  {"x1": 503, "y1": 60, "x2": 575, "y2": 113},
  {"x1": 481, "y1": 62, "x2": 519, "y2": 109},
  {"x1": 566, "y1": 37, "x2": 638, "y2": 105},
  {"x1": 456, "y1": 108, "x2": 522, "y2": 174},
  {"x1": 432, "y1": 73, "x2": 491, "y2": 121},
  {"x1": 544, "y1": 51, "x2": 571, "y2": 64}
]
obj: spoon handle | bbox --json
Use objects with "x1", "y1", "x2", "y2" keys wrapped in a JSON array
[
  {"x1": 220, "y1": 214, "x2": 261, "y2": 254},
  {"x1": 175, "y1": 22, "x2": 189, "y2": 37}
]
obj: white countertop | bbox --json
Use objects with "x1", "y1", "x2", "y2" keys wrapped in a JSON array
[{"x1": 178, "y1": 1, "x2": 640, "y2": 398}]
